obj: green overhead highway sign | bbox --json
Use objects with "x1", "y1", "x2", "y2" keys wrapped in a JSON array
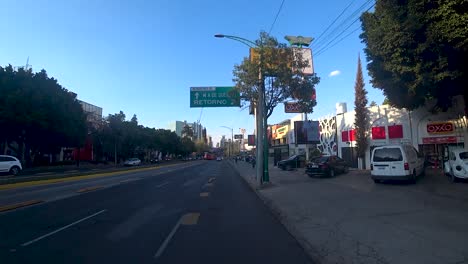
[{"x1": 190, "y1": 87, "x2": 240, "y2": 108}]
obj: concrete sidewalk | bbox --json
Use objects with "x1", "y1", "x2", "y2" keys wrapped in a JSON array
[{"x1": 229, "y1": 160, "x2": 468, "y2": 264}]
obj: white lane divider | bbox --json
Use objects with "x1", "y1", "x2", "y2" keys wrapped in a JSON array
[
  {"x1": 156, "y1": 181, "x2": 170, "y2": 188},
  {"x1": 154, "y1": 216, "x2": 183, "y2": 259},
  {"x1": 21, "y1": 209, "x2": 107, "y2": 247},
  {"x1": 154, "y1": 213, "x2": 199, "y2": 259}
]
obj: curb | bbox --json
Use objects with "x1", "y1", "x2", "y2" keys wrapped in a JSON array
[{"x1": 227, "y1": 161, "x2": 325, "y2": 264}]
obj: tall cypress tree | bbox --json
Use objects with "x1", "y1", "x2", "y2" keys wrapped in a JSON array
[{"x1": 354, "y1": 55, "x2": 369, "y2": 166}]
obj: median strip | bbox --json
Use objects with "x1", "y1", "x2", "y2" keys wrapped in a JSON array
[
  {"x1": 0, "y1": 200, "x2": 43, "y2": 213},
  {"x1": 0, "y1": 162, "x2": 191, "y2": 191},
  {"x1": 76, "y1": 186, "x2": 103, "y2": 193}
]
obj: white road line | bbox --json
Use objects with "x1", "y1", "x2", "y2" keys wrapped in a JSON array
[
  {"x1": 21, "y1": 209, "x2": 107, "y2": 247},
  {"x1": 154, "y1": 216, "x2": 183, "y2": 259},
  {"x1": 156, "y1": 181, "x2": 169, "y2": 188}
]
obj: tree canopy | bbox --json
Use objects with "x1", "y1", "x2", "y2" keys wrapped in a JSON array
[
  {"x1": 93, "y1": 112, "x2": 197, "y2": 163},
  {"x1": 0, "y1": 65, "x2": 87, "y2": 163},
  {"x1": 232, "y1": 31, "x2": 320, "y2": 118},
  {"x1": 360, "y1": 0, "x2": 467, "y2": 112}
]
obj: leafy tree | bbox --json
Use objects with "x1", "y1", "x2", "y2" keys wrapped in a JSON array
[
  {"x1": 369, "y1": 101, "x2": 377, "y2": 107},
  {"x1": 354, "y1": 56, "x2": 369, "y2": 165},
  {"x1": 360, "y1": 0, "x2": 468, "y2": 114},
  {"x1": 181, "y1": 124, "x2": 194, "y2": 139},
  {"x1": 231, "y1": 32, "x2": 320, "y2": 180},
  {"x1": 0, "y1": 65, "x2": 87, "y2": 165},
  {"x1": 232, "y1": 32, "x2": 320, "y2": 118},
  {"x1": 195, "y1": 139, "x2": 210, "y2": 154}
]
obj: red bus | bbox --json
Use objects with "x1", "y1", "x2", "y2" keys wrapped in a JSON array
[{"x1": 204, "y1": 152, "x2": 216, "y2": 160}]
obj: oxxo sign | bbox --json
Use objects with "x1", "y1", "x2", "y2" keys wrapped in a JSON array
[{"x1": 426, "y1": 122, "x2": 454, "y2": 134}]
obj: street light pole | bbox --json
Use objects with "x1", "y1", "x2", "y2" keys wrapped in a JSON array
[{"x1": 215, "y1": 34, "x2": 265, "y2": 186}]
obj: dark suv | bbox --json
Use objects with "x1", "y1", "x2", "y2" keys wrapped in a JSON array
[
  {"x1": 277, "y1": 155, "x2": 306, "y2": 170},
  {"x1": 306, "y1": 155, "x2": 349, "y2": 177}
]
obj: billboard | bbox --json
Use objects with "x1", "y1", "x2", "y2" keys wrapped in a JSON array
[
  {"x1": 249, "y1": 48, "x2": 314, "y2": 76},
  {"x1": 293, "y1": 48, "x2": 314, "y2": 75},
  {"x1": 294, "y1": 121, "x2": 320, "y2": 144}
]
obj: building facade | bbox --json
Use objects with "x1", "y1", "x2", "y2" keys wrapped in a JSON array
[
  {"x1": 267, "y1": 96, "x2": 467, "y2": 170},
  {"x1": 168, "y1": 120, "x2": 205, "y2": 140}
]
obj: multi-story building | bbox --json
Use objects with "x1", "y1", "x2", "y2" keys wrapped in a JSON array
[
  {"x1": 208, "y1": 136, "x2": 213, "y2": 147},
  {"x1": 78, "y1": 100, "x2": 103, "y2": 129},
  {"x1": 167, "y1": 121, "x2": 186, "y2": 137},
  {"x1": 168, "y1": 120, "x2": 205, "y2": 140}
]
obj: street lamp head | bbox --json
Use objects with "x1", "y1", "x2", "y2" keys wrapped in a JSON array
[{"x1": 214, "y1": 34, "x2": 225, "y2": 38}]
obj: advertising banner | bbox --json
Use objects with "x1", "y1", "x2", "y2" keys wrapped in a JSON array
[
  {"x1": 295, "y1": 121, "x2": 320, "y2": 144},
  {"x1": 248, "y1": 135, "x2": 255, "y2": 146}
]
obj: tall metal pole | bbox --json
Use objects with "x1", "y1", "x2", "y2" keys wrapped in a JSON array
[
  {"x1": 231, "y1": 127, "x2": 234, "y2": 156},
  {"x1": 215, "y1": 33, "x2": 265, "y2": 185},
  {"x1": 257, "y1": 74, "x2": 265, "y2": 185}
]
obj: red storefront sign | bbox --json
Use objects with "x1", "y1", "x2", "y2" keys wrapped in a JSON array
[
  {"x1": 371, "y1": 126, "x2": 386, "y2": 139},
  {"x1": 388, "y1": 125, "x2": 403, "y2": 139},
  {"x1": 427, "y1": 122, "x2": 454, "y2": 134},
  {"x1": 422, "y1": 136, "x2": 457, "y2": 144},
  {"x1": 341, "y1": 129, "x2": 356, "y2": 142}
]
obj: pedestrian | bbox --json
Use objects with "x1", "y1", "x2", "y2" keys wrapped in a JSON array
[
  {"x1": 252, "y1": 157, "x2": 256, "y2": 168},
  {"x1": 235, "y1": 156, "x2": 238, "y2": 164}
]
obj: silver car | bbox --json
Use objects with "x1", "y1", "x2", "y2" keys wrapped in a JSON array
[
  {"x1": 0, "y1": 155, "x2": 22, "y2": 176},
  {"x1": 124, "y1": 158, "x2": 141, "y2": 166}
]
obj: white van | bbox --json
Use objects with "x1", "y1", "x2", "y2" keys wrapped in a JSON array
[{"x1": 370, "y1": 144, "x2": 425, "y2": 183}]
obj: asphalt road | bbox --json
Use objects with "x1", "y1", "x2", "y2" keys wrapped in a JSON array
[{"x1": 0, "y1": 160, "x2": 311, "y2": 264}]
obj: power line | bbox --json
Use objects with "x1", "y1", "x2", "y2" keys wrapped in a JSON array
[
  {"x1": 313, "y1": 0, "x2": 355, "y2": 45},
  {"x1": 313, "y1": 0, "x2": 373, "y2": 50},
  {"x1": 314, "y1": 26, "x2": 362, "y2": 58},
  {"x1": 268, "y1": 0, "x2": 286, "y2": 34},
  {"x1": 313, "y1": 2, "x2": 375, "y2": 57}
]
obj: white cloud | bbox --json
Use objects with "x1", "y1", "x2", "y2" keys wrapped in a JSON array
[{"x1": 329, "y1": 70, "x2": 341, "y2": 77}]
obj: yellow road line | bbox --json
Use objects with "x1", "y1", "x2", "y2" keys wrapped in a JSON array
[
  {"x1": 200, "y1": 192, "x2": 210, "y2": 197},
  {"x1": 181, "y1": 213, "x2": 200, "y2": 225},
  {"x1": 0, "y1": 200, "x2": 43, "y2": 212},
  {"x1": 0, "y1": 163, "x2": 185, "y2": 191},
  {"x1": 76, "y1": 186, "x2": 103, "y2": 193}
]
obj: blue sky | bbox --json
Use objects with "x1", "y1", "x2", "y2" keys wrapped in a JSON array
[{"x1": 0, "y1": 0, "x2": 383, "y2": 144}]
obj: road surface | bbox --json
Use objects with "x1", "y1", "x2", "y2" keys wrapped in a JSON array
[{"x1": 0, "y1": 160, "x2": 311, "y2": 264}]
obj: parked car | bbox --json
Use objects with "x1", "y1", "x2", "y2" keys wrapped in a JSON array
[
  {"x1": 0, "y1": 155, "x2": 22, "y2": 176},
  {"x1": 150, "y1": 158, "x2": 159, "y2": 164},
  {"x1": 124, "y1": 158, "x2": 141, "y2": 166},
  {"x1": 443, "y1": 148, "x2": 468, "y2": 183},
  {"x1": 277, "y1": 155, "x2": 306, "y2": 170},
  {"x1": 370, "y1": 144, "x2": 425, "y2": 183},
  {"x1": 216, "y1": 156, "x2": 222, "y2": 161},
  {"x1": 306, "y1": 155, "x2": 349, "y2": 177}
]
